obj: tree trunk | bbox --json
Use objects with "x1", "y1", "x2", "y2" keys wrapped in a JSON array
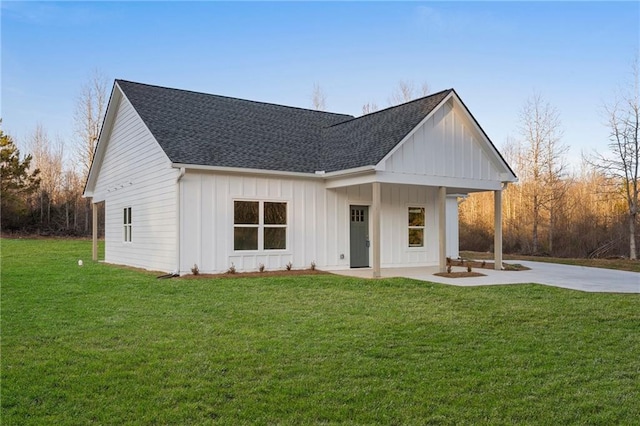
[
  {"x1": 630, "y1": 211, "x2": 637, "y2": 260},
  {"x1": 84, "y1": 199, "x2": 90, "y2": 234},
  {"x1": 74, "y1": 197, "x2": 78, "y2": 231},
  {"x1": 548, "y1": 206, "x2": 554, "y2": 255},
  {"x1": 532, "y1": 195, "x2": 539, "y2": 253}
]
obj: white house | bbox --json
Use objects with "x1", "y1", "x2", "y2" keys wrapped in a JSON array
[{"x1": 84, "y1": 80, "x2": 517, "y2": 276}]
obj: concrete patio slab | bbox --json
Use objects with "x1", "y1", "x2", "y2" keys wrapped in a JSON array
[{"x1": 327, "y1": 261, "x2": 639, "y2": 293}]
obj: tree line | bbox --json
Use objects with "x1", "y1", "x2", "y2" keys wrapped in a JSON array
[
  {"x1": 460, "y1": 65, "x2": 638, "y2": 260},
  {"x1": 1, "y1": 72, "x2": 107, "y2": 236}
]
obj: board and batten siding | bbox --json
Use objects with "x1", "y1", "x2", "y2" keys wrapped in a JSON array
[
  {"x1": 382, "y1": 100, "x2": 502, "y2": 183},
  {"x1": 179, "y1": 173, "x2": 454, "y2": 274},
  {"x1": 91, "y1": 95, "x2": 179, "y2": 273}
]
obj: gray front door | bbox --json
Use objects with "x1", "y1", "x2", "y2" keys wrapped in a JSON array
[{"x1": 350, "y1": 205, "x2": 369, "y2": 268}]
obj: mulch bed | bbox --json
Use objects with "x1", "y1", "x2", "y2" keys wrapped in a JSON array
[
  {"x1": 181, "y1": 269, "x2": 329, "y2": 279},
  {"x1": 179, "y1": 260, "x2": 530, "y2": 279}
]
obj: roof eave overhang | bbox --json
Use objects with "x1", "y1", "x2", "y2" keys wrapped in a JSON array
[
  {"x1": 83, "y1": 81, "x2": 123, "y2": 199},
  {"x1": 172, "y1": 163, "x2": 327, "y2": 179},
  {"x1": 172, "y1": 163, "x2": 377, "y2": 183}
]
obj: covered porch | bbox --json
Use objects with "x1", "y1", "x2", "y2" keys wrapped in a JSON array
[{"x1": 325, "y1": 171, "x2": 507, "y2": 277}]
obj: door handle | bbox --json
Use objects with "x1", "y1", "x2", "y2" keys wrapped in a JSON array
[{"x1": 366, "y1": 240, "x2": 370, "y2": 248}]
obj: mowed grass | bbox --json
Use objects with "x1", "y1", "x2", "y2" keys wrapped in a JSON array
[{"x1": 2, "y1": 240, "x2": 639, "y2": 425}]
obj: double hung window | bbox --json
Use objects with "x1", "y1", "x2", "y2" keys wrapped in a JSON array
[
  {"x1": 234, "y1": 201, "x2": 287, "y2": 251},
  {"x1": 123, "y1": 207, "x2": 132, "y2": 242},
  {"x1": 408, "y1": 207, "x2": 425, "y2": 247}
]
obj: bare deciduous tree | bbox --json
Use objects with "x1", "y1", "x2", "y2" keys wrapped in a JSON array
[
  {"x1": 74, "y1": 70, "x2": 109, "y2": 232},
  {"x1": 388, "y1": 80, "x2": 429, "y2": 106},
  {"x1": 517, "y1": 92, "x2": 566, "y2": 254},
  {"x1": 588, "y1": 58, "x2": 639, "y2": 260},
  {"x1": 75, "y1": 70, "x2": 108, "y2": 180},
  {"x1": 361, "y1": 101, "x2": 379, "y2": 115},
  {"x1": 311, "y1": 82, "x2": 327, "y2": 111},
  {"x1": 29, "y1": 124, "x2": 64, "y2": 226}
]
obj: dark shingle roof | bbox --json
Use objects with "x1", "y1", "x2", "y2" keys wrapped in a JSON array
[
  {"x1": 322, "y1": 89, "x2": 452, "y2": 172},
  {"x1": 116, "y1": 80, "x2": 450, "y2": 173}
]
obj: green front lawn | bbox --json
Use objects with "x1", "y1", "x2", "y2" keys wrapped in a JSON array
[{"x1": 2, "y1": 239, "x2": 639, "y2": 424}]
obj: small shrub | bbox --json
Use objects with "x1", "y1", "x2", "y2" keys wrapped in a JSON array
[
  {"x1": 258, "y1": 263, "x2": 265, "y2": 273},
  {"x1": 481, "y1": 260, "x2": 487, "y2": 268},
  {"x1": 467, "y1": 264, "x2": 472, "y2": 273},
  {"x1": 310, "y1": 261, "x2": 316, "y2": 271},
  {"x1": 191, "y1": 264, "x2": 200, "y2": 275},
  {"x1": 446, "y1": 256, "x2": 452, "y2": 266},
  {"x1": 227, "y1": 263, "x2": 236, "y2": 274},
  {"x1": 286, "y1": 261, "x2": 293, "y2": 271},
  {"x1": 447, "y1": 265, "x2": 452, "y2": 274}
]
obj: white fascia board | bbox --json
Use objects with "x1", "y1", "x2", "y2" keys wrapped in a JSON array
[
  {"x1": 171, "y1": 163, "x2": 320, "y2": 179},
  {"x1": 376, "y1": 91, "x2": 455, "y2": 168},
  {"x1": 83, "y1": 83, "x2": 123, "y2": 198},
  {"x1": 376, "y1": 171, "x2": 504, "y2": 191},
  {"x1": 322, "y1": 165, "x2": 376, "y2": 178},
  {"x1": 171, "y1": 163, "x2": 377, "y2": 183}
]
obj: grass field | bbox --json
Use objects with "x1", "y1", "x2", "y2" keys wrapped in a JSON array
[{"x1": 2, "y1": 239, "x2": 639, "y2": 425}]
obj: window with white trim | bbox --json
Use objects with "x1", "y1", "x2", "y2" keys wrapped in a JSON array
[
  {"x1": 408, "y1": 207, "x2": 425, "y2": 247},
  {"x1": 123, "y1": 207, "x2": 132, "y2": 242},
  {"x1": 234, "y1": 201, "x2": 287, "y2": 251}
]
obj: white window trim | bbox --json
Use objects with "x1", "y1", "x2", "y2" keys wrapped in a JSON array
[
  {"x1": 123, "y1": 206, "x2": 132, "y2": 243},
  {"x1": 407, "y1": 204, "x2": 426, "y2": 250},
  {"x1": 233, "y1": 199, "x2": 289, "y2": 253}
]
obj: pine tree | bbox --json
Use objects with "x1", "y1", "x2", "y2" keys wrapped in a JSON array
[{"x1": 1, "y1": 122, "x2": 41, "y2": 230}]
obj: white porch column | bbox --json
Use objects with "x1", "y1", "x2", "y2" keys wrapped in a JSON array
[
  {"x1": 372, "y1": 182, "x2": 381, "y2": 278},
  {"x1": 438, "y1": 186, "x2": 447, "y2": 273},
  {"x1": 494, "y1": 189, "x2": 503, "y2": 270},
  {"x1": 92, "y1": 201, "x2": 98, "y2": 262}
]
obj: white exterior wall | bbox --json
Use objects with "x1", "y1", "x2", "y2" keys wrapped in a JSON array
[
  {"x1": 91, "y1": 95, "x2": 179, "y2": 272},
  {"x1": 382, "y1": 100, "x2": 503, "y2": 182},
  {"x1": 179, "y1": 173, "x2": 451, "y2": 274}
]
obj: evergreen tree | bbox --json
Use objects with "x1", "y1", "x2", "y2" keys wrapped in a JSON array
[{"x1": 1, "y1": 122, "x2": 41, "y2": 230}]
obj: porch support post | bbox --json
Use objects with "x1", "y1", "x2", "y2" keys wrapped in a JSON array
[
  {"x1": 494, "y1": 189, "x2": 503, "y2": 270},
  {"x1": 92, "y1": 201, "x2": 98, "y2": 261},
  {"x1": 438, "y1": 186, "x2": 447, "y2": 273},
  {"x1": 372, "y1": 181, "x2": 381, "y2": 278}
]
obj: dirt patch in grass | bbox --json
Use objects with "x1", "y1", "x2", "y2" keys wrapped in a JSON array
[
  {"x1": 434, "y1": 260, "x2": 530, "y2": 278},
  {"x1": 434, "y1": 271, "x2": 487, "y2": 278},
  {"x1": 502, "y1": 263, "x2": 530, "y2": 271},
  {"x1": 448, "y1": 260, "x2": 530, "y2": 271}
]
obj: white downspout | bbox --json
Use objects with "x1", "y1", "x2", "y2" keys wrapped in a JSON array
[{"x1": 175, "y1": 167, "x2": 186, "y2": 275}]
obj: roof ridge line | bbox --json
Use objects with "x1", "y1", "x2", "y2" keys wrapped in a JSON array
[
  {"x1": 115, "y1": 79, "x2": 355, "y2": 119},
  {"x1": 323, "y1": 88, "x2": 454, "y2": 129}
]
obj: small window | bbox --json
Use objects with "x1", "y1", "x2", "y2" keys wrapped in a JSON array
[
  {"x1": 234, "y1": 201, "x2": 287, "y2": 251},
  {"x1": 234, "y1": 201, "x2": 259, "y2": 250},
  {"x1": 123, "y1": 207, "x2": 132, "y2": 242},
  {"x1": 264, "y1": 202, "x2": 287, "y2": 250},
  {"x1": 408, "y1": 207, "x2": 424, "y2": 247}
]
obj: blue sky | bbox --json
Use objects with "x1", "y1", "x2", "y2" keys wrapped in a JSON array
[{"x1": 2, "y1": 1, "x2": 638, "y2": 169}]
